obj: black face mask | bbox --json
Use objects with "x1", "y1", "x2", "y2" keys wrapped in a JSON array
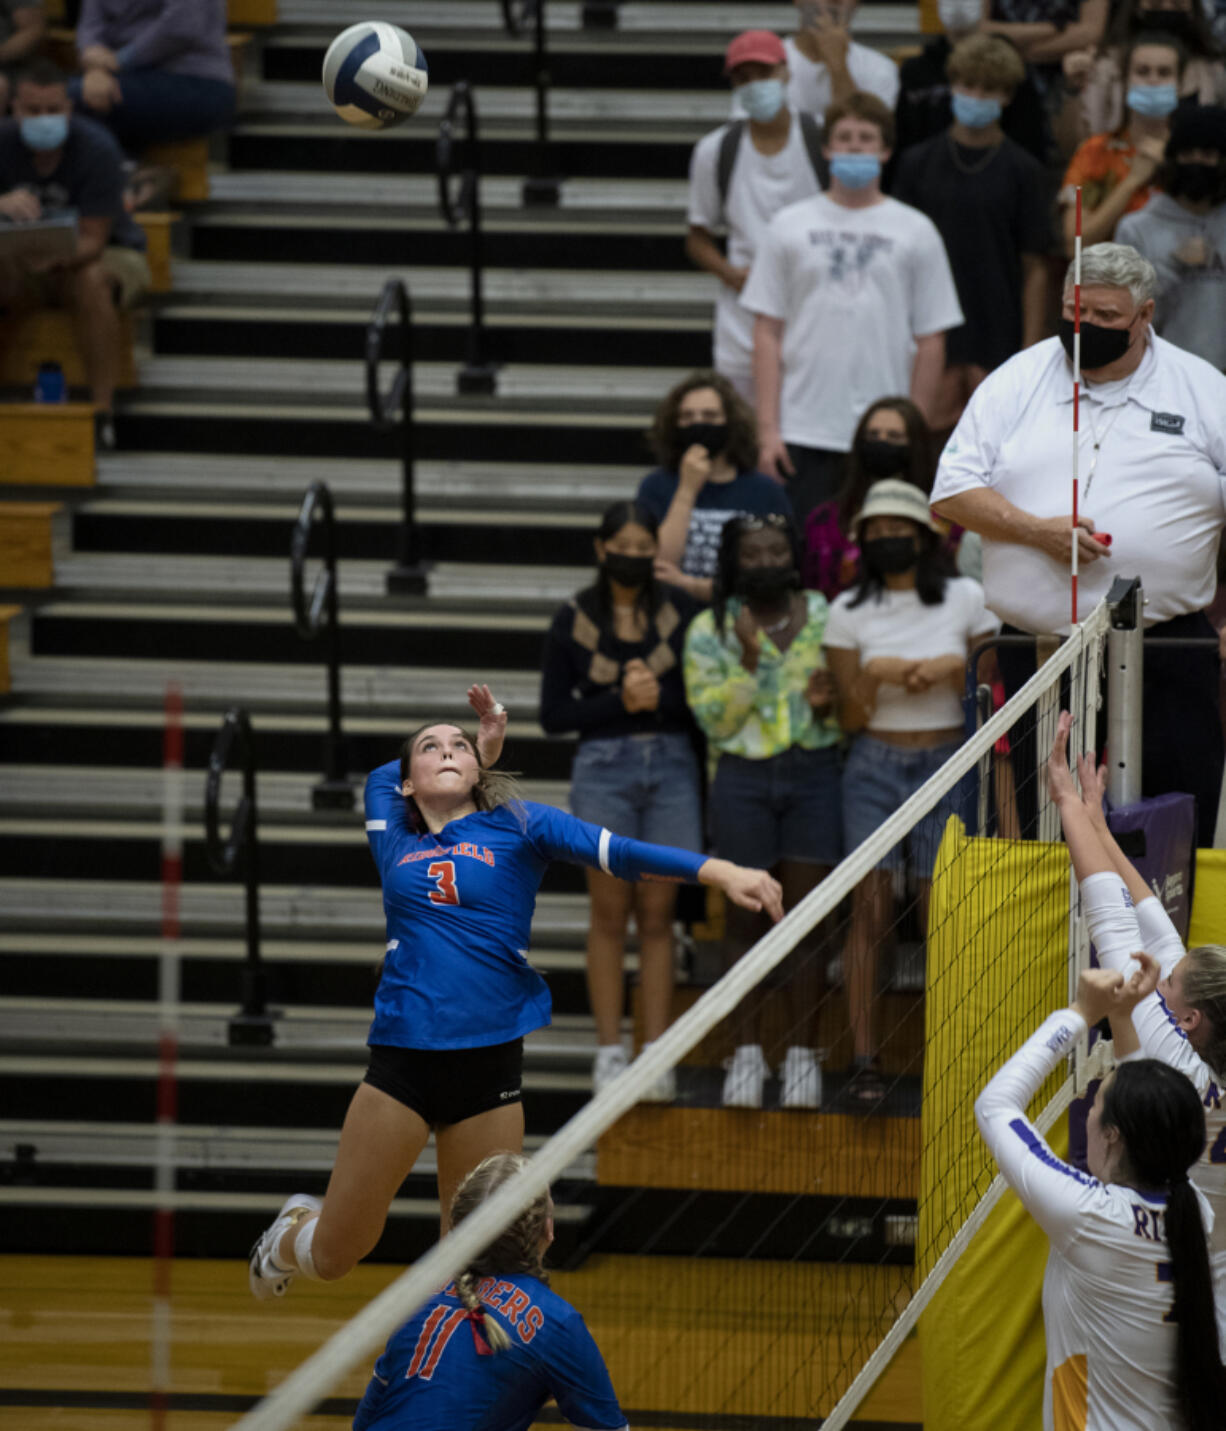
[
  {"x1": 675, "y1": 421, "x2": 729, "y2": 461},
  {"x1": 602, "y1": 552, "x2": 654, "y2": 588},
  {"x1": 859, "y1": 438, "x2": 911, "y2": 478},
  {"x1": 1169, "y1": 160, "x2": 1226, "y2": 202},
  {"x1": 1058, "y1": 315, "x2": 1134, "y2": 370},
  {"x1": 736, "y1": 564, "x2": 799, "y2": 601},
  {"x1": 1135, "y1": 8, "x2": 1198, "y2": 42},
  {"x1": 861, "y1": 536, "x2": 919, "y2": 576}
]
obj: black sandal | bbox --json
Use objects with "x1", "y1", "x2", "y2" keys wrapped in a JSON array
[{"x1": 846, "y1": 1062, "x2": 888, "y2": 1109}]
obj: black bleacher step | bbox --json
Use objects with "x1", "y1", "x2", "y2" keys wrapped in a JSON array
[
  {"x1": 189, "y1": 217, "x2": 690, "y2": 274},
  {"x1": 1, "y1": 1066, "x2": 587, "y2": 1138},
  {"x1": 262, "y1": 38, "x2": 726, "y2": 91},
  {"x1": 72, "y1": 505, "x2": 594, "y2": 567},
  {"x1": 152, "y1": 311, "x2": 707, "y2": 369},
  {"x1": 29, "y1": 603, "x2": 549, "y2": 671},
  {"x1": 228, "y1": 129, "x2": 695, "y2": 180},
  {"x1": 0, "y1": 825, "x2": 588, "y2": 896},
  {"x1": 0, "y1": 711, "x2": 577, "y2": 781},
  {"x1": 113, "y1": 406, "x2": 650, "y2": 464}
]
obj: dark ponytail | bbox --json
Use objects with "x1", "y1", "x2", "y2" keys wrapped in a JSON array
[{"x1": 1102, "y1": 1060, "x2": 1226, "y2": 1429}]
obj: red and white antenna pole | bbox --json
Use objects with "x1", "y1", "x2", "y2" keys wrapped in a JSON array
[
  {"x1": 151, "y1": 682, "x2": 184, "y2": 1430},
  {"x1": 1071, "y1": 186, "x2": 1083, "y2": 630}
]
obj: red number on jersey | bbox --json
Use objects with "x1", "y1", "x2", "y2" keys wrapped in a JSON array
[
  {"x1": 406, "y1": 1305, "x2": 466, "y2": 1380},
  {"x1": 427, "y1": 861, "x2": 459, "y2": 906}
]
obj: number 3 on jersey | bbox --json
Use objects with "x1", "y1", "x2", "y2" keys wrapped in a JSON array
[{"x1": 428, "y1": 860, "x2": 460, "y2": 906}]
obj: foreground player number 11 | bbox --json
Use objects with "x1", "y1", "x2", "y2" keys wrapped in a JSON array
[
  {"x1": 428, "y1": 861, "x2": 460, "y2": 905},
  {"x1": 407, "y1": 1306, "x2": 466, "y2": 1381}
]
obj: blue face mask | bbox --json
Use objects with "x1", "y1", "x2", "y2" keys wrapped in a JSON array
[
  {"x1": 1126, "y1": 82, "x2": 1178, "y2": 118},
  {"x1": 951, "y1": 92, "x2": 1003, "y2": 128},
  {"x1": 829, "y1": 152, "x2": 881, "y2": 189},
  {"x1": 739, "y1": 78, "x2": 786, "y2": 122},
  {"x1": 19, "y1": 113, "x2": 68, "y2": 152}
]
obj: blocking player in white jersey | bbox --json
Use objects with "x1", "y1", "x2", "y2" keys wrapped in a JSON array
[
  {"x1": 976, "y1": 959, "x2": 1224, "y2": 1430},
  {"x1": 1047, "y1": 709, "x2": 1226, "y2": 1346}
]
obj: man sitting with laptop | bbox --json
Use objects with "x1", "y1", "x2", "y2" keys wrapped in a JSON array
[{"x1": 0, "y1": 58, "x2": 149, "y2": 449}]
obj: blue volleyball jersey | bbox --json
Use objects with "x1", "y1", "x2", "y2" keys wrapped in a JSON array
[
  {"x1": 365, "y1": 761, "x2": 706, "y2": 1049},
  {"x1": 353, "y1": 1274, "x2": 626, "y2": 1431}
]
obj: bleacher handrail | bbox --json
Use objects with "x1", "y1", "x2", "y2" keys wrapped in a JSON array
[
  {"x1": 290, "y1": 482, "x2": 353, "y2": 810},
  {"x1": 204, "y1": 706, "x2": 274, "y2": 1046},
  {"x1": 499, "y1": 0, "x2": 561, "y2": 204},
  {"x1": 366, "y1": 278, "x2": 428, "y2": 596},
  {"x1": 436, "y1": 82, "x2": 498, "y2": 394}
]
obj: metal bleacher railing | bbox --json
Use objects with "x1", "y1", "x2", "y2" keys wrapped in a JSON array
[
  {"x1": 500, "y1": 0, "x2": 563, "y2": 205},
  {"x1": 290, "y1": 480, "x2": 355, "y2": 811}
]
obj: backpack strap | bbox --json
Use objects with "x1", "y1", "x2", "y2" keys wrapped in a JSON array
[
  {"x1": 797, "y1": 110, "x2": 829, "y2": 188},
  {"x1": 715, "y1": 120, "x2": 747, "y2": 224}
]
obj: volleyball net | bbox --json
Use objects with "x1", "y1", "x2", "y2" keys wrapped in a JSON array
[{"x1": 232, "y1": 598, "x2": 1111, "y2": 1431}]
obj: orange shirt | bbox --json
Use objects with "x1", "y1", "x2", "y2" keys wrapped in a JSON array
[{"x1": 1061, "y1": 132, "x2": 1154, "y2": 216}]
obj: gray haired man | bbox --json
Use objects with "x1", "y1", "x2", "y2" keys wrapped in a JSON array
[{"x1": 932, "y1": 241, "x2": 1226, "y2": 842}]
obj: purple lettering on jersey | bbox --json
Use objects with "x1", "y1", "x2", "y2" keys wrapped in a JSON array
[
  {"x1": 1132, "y1": 1205, "x2": 1151, "y2": 1240},
  {"x1": 1206, "y1": 1081, "x2": 1222, "y2": 1111}
]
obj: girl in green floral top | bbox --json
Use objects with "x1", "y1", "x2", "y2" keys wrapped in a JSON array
[{"x1": 683, "y1": 513, "x2": 842, "y2": 1111}]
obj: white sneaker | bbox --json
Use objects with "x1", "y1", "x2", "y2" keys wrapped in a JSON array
[
  {"x1": 722, "y1": 1044, "x2": 769, "y2": 1109},
  {"x1": 636, "y1": 1042, "x2": 676, "y2": 1104},
  {"x1": 593, "y1": 1044, "x2": 629, "y2": 1095},
  {"x1": 780, "y1": 1046, "x2": 823, "y2": 1110},
  {"x1": 249, "y1": 1193, "x2": 321, "y2": 1301}
]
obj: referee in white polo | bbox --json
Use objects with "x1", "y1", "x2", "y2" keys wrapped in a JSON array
[{"x1": 932, "y1": 241, "x2": 1226, "y2": 844}]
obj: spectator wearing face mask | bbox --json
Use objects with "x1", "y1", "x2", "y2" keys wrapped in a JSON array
[
  {"x1": 687, "y1": 29, "x2": 824, "y2": 404},
  {"x1": 824, "y1": 481, "x2": 998, "y2": 1107},
  {"x1": 636, "y1": 369, "x2": 794, "y2": 605},
  {"x1": 894, "y1": 0, "x2": 1048, "y2": 160},
  {"x1": 741, "y1": 92, "x2": 963, "y2": 525},
  {"x1": 539, "y1": 502, "x2": 703, "y2": 1102},
  {"x1": 0, "y1": 57, "x2": 149, "y2": 448},
  {"x1": 802, "y1": 396, "x2": 939, "y2": 600},
  {"x1": 1118, "y1": 104, "x2": 1226, "y2": 369},
  {"x1": 683, "y1": 513, "x2": 842, "y2": 1111},
  {"x1": 1061, "y1": 33, "x2": 1185, "y2": 251},
  {"x1": 1062, "y1": 0, "x2": 1226, "y2": 147},
  {"x1": 893, "y1": 35, "x2": 1051, "y2": 434}
]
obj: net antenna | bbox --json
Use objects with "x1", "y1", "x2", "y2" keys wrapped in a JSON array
[
  {"x1": 230, "y1": 602, "x2": 1112, "y2": 1431},
  {"x1": 1071, "y1": 185, "x2": 1082, "y2": 630}
]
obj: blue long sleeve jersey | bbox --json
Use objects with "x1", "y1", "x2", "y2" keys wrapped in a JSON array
[
  {"x1": 364, "y1": 761, "x2": 707, "y2": 1049},
  {"x1": 352, "y1": 1273, "x2": 627, "y2": 1431}
]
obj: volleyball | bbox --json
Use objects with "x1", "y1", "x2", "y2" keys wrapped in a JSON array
[{"x1": 321, "y1": 21, "x2": 428, "y2": 131}]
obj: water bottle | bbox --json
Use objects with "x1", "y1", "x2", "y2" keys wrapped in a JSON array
[{"x1": 34, "y1": 360, "x2": 66, "y2": 403}]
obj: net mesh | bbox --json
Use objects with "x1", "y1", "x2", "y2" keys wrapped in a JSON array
[{"x1": 233, "y1": 601, "x2": 1110, "y2": 1431}]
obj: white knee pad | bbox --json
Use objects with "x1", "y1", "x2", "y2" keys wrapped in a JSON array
[
  {"x1": 1081, "y1": 871, "x2": 1140, "y2": 972},
  {"x1": 294, "y1": 1215, "x2": 322, "y2": 1280}
]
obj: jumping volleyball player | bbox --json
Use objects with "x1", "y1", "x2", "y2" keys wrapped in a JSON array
[
  {"x1": 249, "y1": 686, "x2": 783, "y2": 1299},
  {"x1": 976, "y1": 956, "x2": 1225, "y2": 1429},
  {"x1": 352, "y1": 1153, "x2": 626, "y2": 1431},
  {"x1": 1048, "y1": 709, "x2": 1226, "y2": 1344}
]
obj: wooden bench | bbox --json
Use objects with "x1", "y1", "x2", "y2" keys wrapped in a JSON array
[
  {"x1": 134, "y1": 211, "x2": 180, "y2": 294},
  {"x1": 143, "y1": 136, "x2": 211, "y2": 203},
  {"x1": 0, "y1": 604, "x2": 20, "y2": 695},
  {"x1": 0, "y1": 501, "x2": 63, "y2": 588},
  {"x1": 0, "y1": 309, "x2": 137, "y2": 390},
  {"x1": 0, "y1": 403, "x2": 95, "y2": 487},
  {"x1": 228, "y1": 0, "x2": 276, "y2": 24}
]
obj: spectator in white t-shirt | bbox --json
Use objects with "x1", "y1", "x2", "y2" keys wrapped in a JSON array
[
  {"x1": 741, "y1": 91, "x2": 964, "y2": 526},
  {"x1": 687, "y1": 28, "x2": 824, "y2": 402},
  {"x1": 824, "y1": 480, "x2": 998, "y2": 1107}
]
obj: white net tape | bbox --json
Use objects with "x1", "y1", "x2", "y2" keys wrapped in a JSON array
[{"x1": 232, "y1": 599, "x2": 1111, "y2": 1431}]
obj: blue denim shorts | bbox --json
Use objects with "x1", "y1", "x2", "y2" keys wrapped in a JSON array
[
  {"x1": 569, "y1": 731, "x2": 703, "y2": 851},
  {"x1": 709, "y1": 744, "x2": 842, "y2": 869},
  {"x1": 843, "y1": 734, "x2": 967, "y2": 878}
]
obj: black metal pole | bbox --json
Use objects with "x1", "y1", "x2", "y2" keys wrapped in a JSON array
[
  {"x1": 455, "y1": 84, "x2": 498, "y2": 395},
  {"x1": 523, "y1": 0, "x2": 561, "y2": 206}
]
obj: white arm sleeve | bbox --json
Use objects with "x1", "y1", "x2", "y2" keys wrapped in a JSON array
[
  {"x1": 975, "y1": 1010, "x2": 1104, "y2": 1254},
  {"x1": 1080, "y1": 871, "x2": 1142, "y2": 974},
  {"x1": 1128, "y1": 992, "x2": 1221, "y2": 1100},
  {"x1": 1133, "y1": 895, "x2": 1188, "y2": 976}
]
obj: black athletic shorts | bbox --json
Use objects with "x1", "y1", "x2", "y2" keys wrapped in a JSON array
[{"x1": 363, "y1": 1038, "x2": 524, "y2": 1128}]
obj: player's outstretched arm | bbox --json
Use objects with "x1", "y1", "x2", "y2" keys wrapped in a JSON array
[{"x1": 1048, "y1": 710, "x2": 1114, "y2": 882}]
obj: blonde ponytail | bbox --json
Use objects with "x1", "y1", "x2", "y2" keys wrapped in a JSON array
[{"x1": 454, "y1": 1270, "x2": 511, "y2": 1354}]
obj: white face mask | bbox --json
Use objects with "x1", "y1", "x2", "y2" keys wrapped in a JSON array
[{"x1": 938, "y1": 0, "x2": 982, "y2": 31}]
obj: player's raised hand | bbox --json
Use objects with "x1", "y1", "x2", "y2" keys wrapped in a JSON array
[
  {"x1": 1072, "y1": 966, "x2": 1126, "y2": 1026},
  {"x1": 1046, "y1": 710, "x2": 1078, "y2": 807},
  {"x1": 1121, "y1": 951, "x2": 1160, "y2": 1009},
  {"x1": 467, "y1": 683, "x2": 507, "y2": 767},
  {"x1": 1076, "y1": 751, "x2": 1109, "y2": 832}
]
